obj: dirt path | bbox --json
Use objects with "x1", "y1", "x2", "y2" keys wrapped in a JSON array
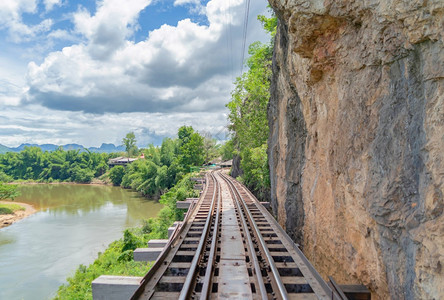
[{"x1": 0, "y1": 201, "x2": 37, "y2": 229}]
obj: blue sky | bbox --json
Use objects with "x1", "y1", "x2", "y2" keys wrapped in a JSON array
[{"x1": 0, "y1": 0, "x2": 270, "y2": 147}]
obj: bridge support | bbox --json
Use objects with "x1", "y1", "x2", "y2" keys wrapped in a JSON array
[
  {"x1": 133, "y1": 248, "x2": 162, "y2": 261},
  {"x1": 176, "y1": 198, "x2": 198, "y2": 209},
  {"x1": 92, "y1": 275, "x2": 142, "y2": 300},
  {"x1": 147, "y1": 239, "x2": 168, "y2": 248}
]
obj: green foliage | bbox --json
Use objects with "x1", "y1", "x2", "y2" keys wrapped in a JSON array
[
  {"x1": 108, "y1": 165, "x2": 125, "y2": 186},
  {"x1": 201, "y1": 131, "x2": 220, "y2": 164},
  {"x1": 54, "y1": 174, "x2": 198, "y2": 300},
  {"x1": 160, "y1": 138, "x2": 175, "y2": 167},
  {"x1": 0, "y1": 183, "x2": 19, "y2": 200},
  {"x1": 227, "y1": 41, "x2": 272, "y2": 151},
  {"x1": 258, "y1": 10, "x2": 277, "y2": 37},
  {"x1": 226, "y1": 13, "x2": 276, "y2": 199},
  {"x1": 0, "y1": 147, "x2": 112, "y2": 184},
  {"x1": 54, "y1": 229, "x2": 152, "y2": 300},
  {"x1": 220, "y1": 140, "x2": 235, "y2": 161},
  {"x1": 122, "y1": 132, "x2": 138, "y2": 158},
  {"x1": 0, "y1": 171, "x2": 13, "y2": 182},
  {"x1": 142, "y1": 173, "x2": 199, "y2": 240},
  {"x1": 0, "y1": 127, "x2": 206, "y2": 201},
  {"x1": 0, "y1": 203, "x2": 25, "y2": 214},
  {"x1": 116, "y1": 126, "x2": 205, "y2": 198},
  {"x1": 177, "y1": 126, "x2": 205, "y2": 172},
  {"x1": 122, "y1": 229, "x2": 144, "y2": 252},
  {"x1": 238, "y1": 144, "x2": 270, "y2": 199},
  {"x1": 0, "y1": 207, "x2": 13, "y2": 214}
]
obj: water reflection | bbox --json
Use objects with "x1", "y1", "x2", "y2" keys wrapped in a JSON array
[{"x1": 0, "y1": 184, "x2": 163, "y2": 300}]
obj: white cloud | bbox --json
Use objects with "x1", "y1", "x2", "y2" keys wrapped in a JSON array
[
  {"x1": 25, "y1": 0, "x2": 269, "y2": 115},
  {"x1": 0, "y1": 105, "x2": 229, "y2": 147},
  {"x1": 0, "y1": 56, "x2": 27, "y2": 106},
  {"x1": 174, "y1": 0, "x2": 205, "y2": 15},
  {"x1": 44, "y1": 0, "x2": 62, "y2": 12},
  {"x1": 73, "y1": 0, "x2": 152, "y2": 59},
  {"x1": 174, "y1": 0, "x2": 201, "y2": 5},
  {"x1": 0, "y1": 0, "x2": 270, "y2": 147},
  {"x1": 0, "y1": 0, "x2": 53, "y2": 42}
]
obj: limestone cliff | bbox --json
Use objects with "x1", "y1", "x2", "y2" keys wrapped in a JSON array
[{"x1": 267, "y1": 1, "x2": 443, "y2": 299}]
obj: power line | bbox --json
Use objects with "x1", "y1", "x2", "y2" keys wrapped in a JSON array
[
  {"x1": 240, "y1": 0, "x2": 251, "y2": 75},
  {"x1": 224, "y1": 0, "x2": 234, "y2": 82}
]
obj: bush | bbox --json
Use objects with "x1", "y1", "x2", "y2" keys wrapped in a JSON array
[
  {"x1": 108, "y1": 166, "x2": 125, "y2": 186},
  {"x1": 54, "y1": 171, "x2": 200, "y2": 299},
  {"x1": 54, "y1": 230, "x2": 152, "y2": 300},
  {"x1": 0, "y1": 183, "x2": 20, "y2": 200}
]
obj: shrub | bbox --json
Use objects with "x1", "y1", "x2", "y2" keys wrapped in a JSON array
[{"x1": 108, "y1": 166, "x2": 125, "y2": 186}]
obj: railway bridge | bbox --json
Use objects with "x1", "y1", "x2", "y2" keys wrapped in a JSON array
[{"x1": 93, "y1": 169, "x2": 370, "y2": 300}]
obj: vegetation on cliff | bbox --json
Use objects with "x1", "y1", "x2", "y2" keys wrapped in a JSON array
[{"x1": 226, "y1": 11, "x2": 276, "y2": 200}]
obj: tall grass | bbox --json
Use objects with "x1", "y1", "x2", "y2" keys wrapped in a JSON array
[{"x1": 0, "y1": 203, "x2": 25, "y2": 215}]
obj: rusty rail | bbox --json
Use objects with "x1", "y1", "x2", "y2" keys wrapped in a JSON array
[
  {"x1": 179, "y1": 172, "x2": 219, "y2": 299},
  {"x1": 220, "y1": 172, "x2": 288, "y2": 299},
  {"x1": 131, "y1": 170, "x2": 340, "y2": 299}
]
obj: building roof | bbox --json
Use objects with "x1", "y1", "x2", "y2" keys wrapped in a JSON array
[{"x1": 108, "y1": 157, "x2": 138, "y2": 165}]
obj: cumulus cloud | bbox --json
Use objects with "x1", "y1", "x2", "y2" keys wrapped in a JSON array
[
  {"x1": 174, "y1": 0, "x2": 201, "y2": 5},
  {"x1": 73, "y1": 0, "x2": 152, "y2": 59},
  {"x1": 24, "y1": 0, "x2": 269, "y2": 114},
  {"x1": 0, "y1": 0, "x2": 53, "y2": 42},
  {"x1": 174, "y1": 0, "x2": 205, "y2": 15},
  {"x1": 44, "y1": 0, "x2": 63, "y2": 12},
  {"x1": 0, "y1": 105, "x2": 229, "y2": 147}
]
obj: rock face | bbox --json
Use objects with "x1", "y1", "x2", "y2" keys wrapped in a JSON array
[{"x1": 267, "y1": 1, "x2": 443, "y2": 299}]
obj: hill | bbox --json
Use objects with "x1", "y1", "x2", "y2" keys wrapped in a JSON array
[{"x1": 0, "y1": 143, "x2": 125, "y2": 154}]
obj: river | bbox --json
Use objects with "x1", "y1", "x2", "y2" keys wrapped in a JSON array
[{"x1": 0, "y1": 184, "x2": 163, "y2": 300}]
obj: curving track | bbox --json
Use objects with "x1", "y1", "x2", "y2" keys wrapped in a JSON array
[{"x1": 131, "y1": 169, "x2": 339, "y2": 300}]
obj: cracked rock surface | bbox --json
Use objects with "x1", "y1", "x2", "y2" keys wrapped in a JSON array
[{"x1": 267, "y1": 1, "x2": 443, "y2": 299}]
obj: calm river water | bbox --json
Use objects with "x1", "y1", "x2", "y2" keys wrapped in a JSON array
[{"x1": 0, "y1": 184, "x2": 163, "y2": 300}]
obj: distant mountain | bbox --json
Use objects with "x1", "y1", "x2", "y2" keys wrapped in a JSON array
[
  {"x1": 9, "y1": 143, "x2": 58, "y2": 152},
  {"x1": 88, "y1": 143, "x2": 126, "y2": 153},
  {"x1": 0, "y1": 143, "x2": 126, "y2": 154},
  {"x1": 0, "y1": 144, "x2": 10, "y2": 154}
]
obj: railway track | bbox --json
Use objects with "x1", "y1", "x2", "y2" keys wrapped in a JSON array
[{"x1": 131, "y1": 169, "x2": 338, "y2": 300}]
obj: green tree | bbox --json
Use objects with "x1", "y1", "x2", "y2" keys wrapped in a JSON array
[
  {"x1": 160, "y1": 138, "x2": 176, "y2": 167},
  {"x1": 0, "y1": 183, "x2": 19, "y2": 200},
  {"x1": 220, "y1": 140, "x2": 235, "y2": 161},
  {"x1": 226, "y1": 13, "x2": 276, "y2": 199},
  {"x1": 109, "y1": 166, "x2": 126, "y2": 186},
  {"x1": 201, "y1": 131, "x2": 219, "y2": 164},
  {"x1": 177, "y1": 127, "x2": 204, "y2": 171},
  {"x1": 239, "y1": 144, "x2": 270, "y2": 200},
  {"x1": 122, "y1": 132, "x2": 138, "y2": 160}
]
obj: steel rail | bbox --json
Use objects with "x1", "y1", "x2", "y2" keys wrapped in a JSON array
[
  {"x1": 179, "y1": 171, "x2": 219, "y2": 300},
  {"x1": 236, "y1": 174, "x2": 338, "y2": 300},
  {"x1": 200, "y1": 174, "x2": 221, "y2": 299},
  {"x1": 220, "y1": 171, "x2": 268, "y2": 300},
  {"x1": 130, "y1": 173, "x2": 210, "y2": 300},
  {"x1": 220, "y1": 172, "x2": 289, "y2": 300}
]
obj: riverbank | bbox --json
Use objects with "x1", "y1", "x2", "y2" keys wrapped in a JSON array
[
  {"x1": 54, "y1": 173, "x2": 198, "y2": 299},
  {"x1": 9, "y1": 178, "x2": 111, "y2": 186},
  {"x1": 0, "y1": 201, "x2": 36, "y2": 229}
]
